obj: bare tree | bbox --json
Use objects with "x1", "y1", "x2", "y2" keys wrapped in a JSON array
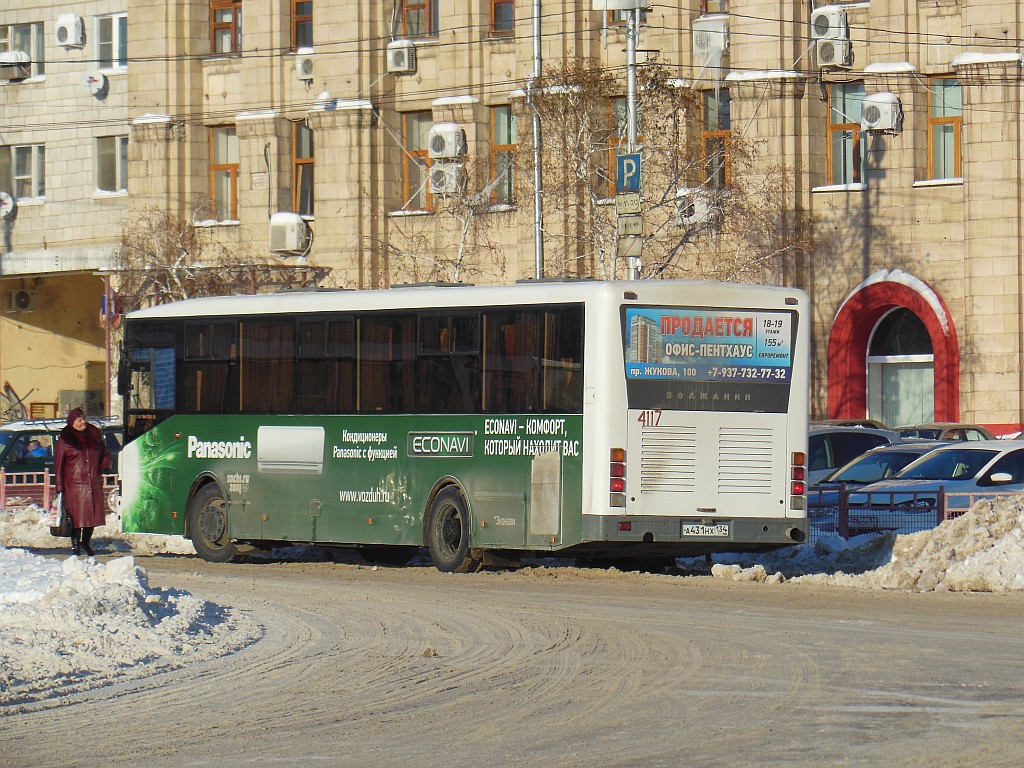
[
  {"x1": 115, "y1": 205, "x2": 329, "y2": 311},
  {"x1": 520, "y1": 58, "x2": 814, "y2": 283}
]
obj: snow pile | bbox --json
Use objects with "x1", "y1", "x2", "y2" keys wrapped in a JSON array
[
  {"x1": 694, "y1": 495, "x2": 1024, "y2": 592},
  {"x1": 0, "y1": 507, "x2": 259, "y2": 711}
]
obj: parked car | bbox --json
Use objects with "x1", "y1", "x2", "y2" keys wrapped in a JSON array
[
  {"x1": 807, "y1": 425, "x2": 902, "y2": 485},
  {"x1": 0, "y1": 418, "x2": 123, "y2": 474},
  {"x1": 896, "y1": 422, "x2": 996, "y2": 442},
  {"x1": 810, "y1": 418, "x2": 889, "y2": 430},
  {"x1": 811, "y1": 441, "x2": 947, "y2": 494},
  {"x1": 845, "y1": 440, "x2": 1024, "y2": 535}
]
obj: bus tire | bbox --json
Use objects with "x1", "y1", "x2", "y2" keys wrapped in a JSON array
[
  {"x1": 188, "y1": 484, "x2": 238, "y2": 563},
  {"x1": 427, "y1": 487, "x2": 480, "y2": 573}
]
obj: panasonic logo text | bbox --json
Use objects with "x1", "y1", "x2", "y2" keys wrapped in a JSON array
[{"x1": 187, "y1": 436, "x2": 253, "y2": 460}]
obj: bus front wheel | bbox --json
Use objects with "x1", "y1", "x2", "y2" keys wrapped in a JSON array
[
  {"x1": 427, "y1": 487, "x2": 480, "y2": 573},
  {"x1": 188, "y1": 484, "x2": 238, "y2": 563}
]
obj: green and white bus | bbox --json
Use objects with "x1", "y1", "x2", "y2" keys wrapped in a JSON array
[{"x1": 118, "y1": 279, "x2": 809, "y2": 571}]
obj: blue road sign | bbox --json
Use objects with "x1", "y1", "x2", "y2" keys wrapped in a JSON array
[{"x1": 616, "y1": 153, "x2": 641, "y2": 193}]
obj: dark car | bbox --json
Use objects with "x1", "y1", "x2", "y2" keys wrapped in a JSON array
[
  {"x1": 807, "y1": 425, "x2": 902, "y2": 485},
  {"x1": 0, "y1": 418, "x2": 123, "y2": 474},
  {"x1": 896, "y1": 422, "x2": 996, "y2": 442}
]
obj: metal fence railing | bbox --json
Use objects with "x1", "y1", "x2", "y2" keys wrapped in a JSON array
[
  {"x1": 0, "y1": 469, "x2": 120, "y2": 512},
  {"x1": 807, "y1": 485, "x2": 1021, "y2": 545}
]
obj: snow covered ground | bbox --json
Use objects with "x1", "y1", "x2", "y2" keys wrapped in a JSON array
[{"x1": 1, "y1": 495, "x2": 1022, "y2": 708}]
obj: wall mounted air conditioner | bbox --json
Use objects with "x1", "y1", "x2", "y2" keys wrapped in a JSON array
[
  {"x1": 816, "y1": 38, "x2": 853, "y2": 69},
  {"x1": 269, "y1": 212, "x2": 311, "y2": 254},
  {"x1": 0, "y1": 51, "x2": 31, "y2": 81},
  {"x1": 55, "y1": 13, "x2": 86, "y2": 47},
  {"x1": 386, "y1": 40, "x2": 417, "y2": 75},
  {"x1": 861, "y1": 92, "x2": 904, "y2": 134},
  {"x1": 810, "y1": 6, "x2": 848, "y2": 41},
  {"x1": 428, "y1": 123, "x2": 468, "y2": 159},
  {"x1": 428, "y1": 162, "x2": 465, "y2": 196},
  {"x1": 295, "y1": 48, "x2": 314, "y2": 81},
  {"x1": 692, "y1": 16, "x2": 729, "y2": 69},
  {"x1": 675, "y1": 188, "x2": 711, "y2": 226},
  {"x1": 5, "y1": 290, "x2": 37, "y2": 313}
]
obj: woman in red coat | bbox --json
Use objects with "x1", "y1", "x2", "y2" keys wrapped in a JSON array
[{"x1": 54, "y1": 408, "x2": 111, "y2": 557}]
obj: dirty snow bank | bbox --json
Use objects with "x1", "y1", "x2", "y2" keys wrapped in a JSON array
[{"x1": 694, "y1": 495, "x2": 1024, "y2": 592}]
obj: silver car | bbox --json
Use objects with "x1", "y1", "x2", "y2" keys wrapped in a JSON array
[{"x1": 846, "y1": 440, "x2": 1024, "y2": 534}]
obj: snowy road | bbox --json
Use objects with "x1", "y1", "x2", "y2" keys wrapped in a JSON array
[{"x1": 4, "y1": 556, "x2": 1024, "y2": 767}]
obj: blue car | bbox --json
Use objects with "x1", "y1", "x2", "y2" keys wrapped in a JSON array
[{"x1": 845, "y1": 440, "x2": 1024, "y2": 535}]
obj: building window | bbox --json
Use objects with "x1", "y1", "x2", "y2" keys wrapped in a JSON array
[
  {"x1": 490, "y1": 106, "x2": 516, "y2": 204},
  {"x1": 0, "y1": 144, "x2": 45, "y2": 200},
  {"x1": 97, "y1": 136, "x2": 128, "y2": 193},
  {"x1": 293, "y1": 121, "x2": 314, "y2": 216},
  {"x1": 928, "y1": 77, "x2": 962, "y2": 180},
  {"x1": 608, "y1": 8, "x2": 648, "y2": 26},
  {"x1": 399, "y1": 0, "x2": 438, "y2": 38},
  {"x1": 702, "y1": 90, "x2": 731, "y2": 187},
  {"x1": 293, "y1": 0, "x2": 312, "y2": 49},
  {"x1": 827, "y1": 82, "x2": 866, "y2": 185},
  {"x1": 0, "y1": 22, "x2": 45, "y2": 78},
  {"x1": 210, "y1": 126, "x2": 239, "y2": 220},
  {"x1": 701, "y1": 0, "x2": 728, "y2": 12},
  {"x1": 491, "y1": 1, "x2": 514, "y2": 35},
  {"x1": 403, "y1": 111, "x2": 432, "y2": 210},
  {"x1": 96, "y1": 14, "x2": 128, "y2": 70},
  {"x1": 211, "y1": 0, "x2": 242, "y2": 54}
]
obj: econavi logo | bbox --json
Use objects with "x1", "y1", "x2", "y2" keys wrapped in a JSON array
[{"x1": 407, "y1": 431, "x2": 475, "y2": 458}]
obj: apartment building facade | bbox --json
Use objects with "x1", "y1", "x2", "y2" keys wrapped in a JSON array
[{"x1": 2, "y1": 0, "x2": 1023, "y2": 433}]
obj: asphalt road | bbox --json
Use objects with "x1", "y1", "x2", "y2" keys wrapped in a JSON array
[{"x1": 4, "y1": 556, "x2": 1024, "y2": 767}]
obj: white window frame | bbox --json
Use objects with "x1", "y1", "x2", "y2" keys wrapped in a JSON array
[
  {"x1": 1, "y1": 144, "x2": 45, "y2": 201},
  {"x1": 96, "y1": 13, "x2": 128, "y2": 71},
  {"x1": 0, "y1": 22, "x2": 45, "y2": 79},
  {"x1": 96, "y1": 135, "x2": 128, "y2": 194}
]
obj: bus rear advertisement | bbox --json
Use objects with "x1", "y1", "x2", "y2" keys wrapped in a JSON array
[{"x1": 118, "y1": 280, "x2": 809, "y2": 571}]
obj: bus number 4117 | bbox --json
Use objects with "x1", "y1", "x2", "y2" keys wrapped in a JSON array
[{"x1": 637, "y1": 409, "x2": 663, "y2": 427}]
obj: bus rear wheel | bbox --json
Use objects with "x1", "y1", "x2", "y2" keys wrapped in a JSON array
[
  {"x1": 188, "y1": 484, "x2": 238, "y2": 563},
  {"x1": 427, "y1": 487, "x2": 480, "y2": 573}
]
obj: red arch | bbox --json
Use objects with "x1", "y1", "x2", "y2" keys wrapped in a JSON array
[{"x1": 827, "y1": 275, "x2": 959, "y2": 422}]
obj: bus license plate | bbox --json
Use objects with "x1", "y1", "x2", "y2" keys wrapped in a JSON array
[{"x1": 682, "y1": 523, "x2": 730, "y2": 537}]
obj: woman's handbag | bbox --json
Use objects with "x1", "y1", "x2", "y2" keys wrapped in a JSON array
[{"x1": 48, "y1": 492, "x2": 72, "y2": 538}]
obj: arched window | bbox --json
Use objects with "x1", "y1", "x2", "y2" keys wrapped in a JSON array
[{"x1": 866, "y1": 309, "x2": 933, "y2": 427}]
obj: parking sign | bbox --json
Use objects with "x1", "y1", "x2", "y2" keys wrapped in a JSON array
[{"x1": 616, "y1": 153, "x2": 641, "y2": 194}]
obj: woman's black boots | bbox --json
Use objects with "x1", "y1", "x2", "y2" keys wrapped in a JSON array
[
  {"x1": 80, "y1": 527, "x2": 95, "y2": 557},
  {"x1": 71, "y1": 528, "x2": 83, "y2": 556}
]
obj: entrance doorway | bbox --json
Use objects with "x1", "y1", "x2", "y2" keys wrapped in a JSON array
[{"x1": 866, "y1": 308, "x2": 934, "y2": 427}]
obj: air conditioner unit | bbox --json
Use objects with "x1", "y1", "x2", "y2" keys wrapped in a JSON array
[
  {"x1": 861, "y1": 92, "x2": 904, "y2": 134},
  {"x1": 675, "y1": 188, "x2": 711, "y2": 226},
  {"x1": 816, "y1": 38, "x2": 853, "y2": 69},
  {"x1": 428, "y1": 162, "x2": 465, "y2": 197},
  {"x1": 386, "y1": 40, "x2": 417, "y2": 75},
  {"x1": 5, "y1": 290, "x2": 36, "y2": 313},
  {"x1": 55, "y1": 13, "x2": 86, "y2": 47},
  {"x1": 428, "y1": 123, "x2": 468, "y2": 160},
  {"x1": 269, "y1": 212, "x2": 311, "y2": 254},
  {"x1": 692, "y1": 16, "x2": 729, "y2": 68},
  {"x1": 0, "y1": 51, "x2": 31, "y2": 81},
  {"x1": 295, "y1": 48, "x2": 314, "y2": 81},
  {"x1": 810, "y1": 6, "x2": 848, "y2": 41}
]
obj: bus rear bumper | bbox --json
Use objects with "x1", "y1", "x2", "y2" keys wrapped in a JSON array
[{"x1": 582, "y1": 515, "x2": 807, "y2": 552}]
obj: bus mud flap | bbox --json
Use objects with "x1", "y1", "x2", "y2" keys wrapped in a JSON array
[{"x1": 528, "y1": 451, "x2": 562, "y2": 542}]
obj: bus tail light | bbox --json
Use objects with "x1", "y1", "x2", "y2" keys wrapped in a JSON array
[
  {"x1": 791, "y1": 451, "x2": 806, "y2": 510},
  {"x1": 610, "y1": 448, "x2": 626, "y2": 507}
]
